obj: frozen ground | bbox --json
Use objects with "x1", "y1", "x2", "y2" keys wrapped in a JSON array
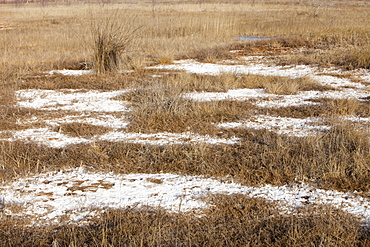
[{"x1": 1, "y1": 58, "x2": 369, "y2": 226}]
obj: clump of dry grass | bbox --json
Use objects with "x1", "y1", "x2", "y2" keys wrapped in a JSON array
[
  {"x1": 91, "y1": 10, "x2": 141, "y2": 73},
  {"x1": 0, "y1": 196, "x2": 367, "y2": 246}
]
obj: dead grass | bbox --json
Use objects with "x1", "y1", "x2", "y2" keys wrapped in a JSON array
[
  {"x1": 120, "y1": 73, "x2": 333, "y2": 134},
  {"x1": 123, "y1": 80, "x2": 256, "y2": 134},
  {"x1": 53, "y1": 122, "x2": 112, "y2": 138},
  {"x1": 0, "y1": 196, "x2": 368, "y2": 246},
  {"x1": 260, "y1": 98, "x2": 370, "y2": 118},
  {"x1": 0, "y1": 120, "x2": 368, "y2": 192},
  {"x1": 17, "y1": 72, "x2": 154, "y2": 90},
  {"x1": 0, "y1": 0, "x2": 370, "y2": 244},
  {"x1": 241, "y1": 75, "x2": 332, "y2": 95},
  {"x1": 182, "y1": 45, "x2": 235, "y2": 63},
  {"x1": 1, "y1": 0, "x2": 370, "y2": 72},
  {"x1": 91, "y1": 10, "x2": 141, "y2": 73}
]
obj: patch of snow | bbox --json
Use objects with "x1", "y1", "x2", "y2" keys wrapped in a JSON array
[
  {"x1": 10, "y1": 128, "x2": 92, "y2": 148},
  {"x1": 151, "y1": 59, "x2": 315, "y2": 78},
  {"x1": 185, "y1": 88, "x2": 370, "y2": 108},
  {"x1": 16, "y1": 89, "x2": 129, "y2": 112},
  {"x1": 99, "y1": 131, "x2": 239, "y2": 145},
  {"x1": 2, "y1": 129, "x2": 238, "y2": 148},
  {"x1": 218, "y1": 115, "x2": 330, "y2": 137},
  {"x1": 1, "y1": 168, "x2": 369, "y2": 225},
  {"x1": 45, "y1": 114, "x2": 130, "y2": 129},
  {"x1": 313, "y1": 75, "x2": 367, "y2": 89},
  {"x1": 151, "y1": 60, "x2": 370, "y2": 90},
  {"x1": 343, "y1": 116, "x2": 370, "y2": 123},
  {"x1": 49, "y1": 70, "x2": 93, "y2": 76}
]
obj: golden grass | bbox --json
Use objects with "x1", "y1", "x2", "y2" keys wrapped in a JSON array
[{"x1": 0, "y1": 0, "x2": 369, "y2": 72}]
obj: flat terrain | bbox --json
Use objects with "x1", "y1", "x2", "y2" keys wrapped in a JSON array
[{"x1": 0, "y1": 0, "x2": 369, "y2": 246}]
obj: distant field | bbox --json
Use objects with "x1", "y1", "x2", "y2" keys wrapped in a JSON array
[{"x1": 0, "y1": 0, "x2": 369, "y2": 246}]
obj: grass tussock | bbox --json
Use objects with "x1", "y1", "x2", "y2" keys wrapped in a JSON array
[
  {"x1": 0, "y1": 196, "x2": 368, "y2": 246},
  {"x1": 121, "y1": 73, "x2": 332, "y2": 134},
  {"x1": 91, "y1": 10, "x2": 141, "y2": 73}
]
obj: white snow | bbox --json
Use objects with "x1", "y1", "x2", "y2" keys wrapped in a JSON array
[
  {"x1": 218, "y1": 115, "x2": 330, "y2": 137},
  {"x1": 313, "y1": 75, "x2": 367, "y2": 89},
  {"x1": 151, "y1": 59, "x2": 315, "y2": 78},
  {"x1": 1, "y1": 168, "x2": 369, "y2": 225},
  {"x1": 99, "y1": 131, "x2": 239, "y2": 145},
  {"x1": 2, "y1": 129, "x2": 239, "y2": 148},
  {"x1": 185, "y1": 88, "x2": 370, "y2": 108},
  {"x1": 16, "y1": 89, "x2": 129, "y2": 112},
  {"x1": 49, "y1": 70, "x2": 93, "y2": 76},
  {"x1": 45, "y1": 114, "x2": 130, "y2": 129},
  {"x1": 10, "y1": 128, "x2": 91, "y2": 149}
]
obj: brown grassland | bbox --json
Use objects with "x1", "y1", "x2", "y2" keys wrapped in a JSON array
[{"x1": 0, "y1": 0, "x2": 370, "y2": 246}]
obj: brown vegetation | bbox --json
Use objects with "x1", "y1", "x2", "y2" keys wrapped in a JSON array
[
  {"x1": 0, "y1": 0, "x2": 369, "y2": 245},
  {"x1": 0, "y1": 196, "x2": 368, "y2": 246}
]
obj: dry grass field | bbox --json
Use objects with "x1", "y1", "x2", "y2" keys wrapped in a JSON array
[{"x1": 0, "y1": 0, "x2": 370, "y2": 246}]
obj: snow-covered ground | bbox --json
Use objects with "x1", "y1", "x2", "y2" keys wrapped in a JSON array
[
  {"x1": 1, "y1": 58, "x2": 369, "y2": 226},
  {"x1": 218, "y1": 115, "x2": 331, "y2": 137},
  {"x1": 1, "y1": 168, "x2": 369, "y2": 226}
]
